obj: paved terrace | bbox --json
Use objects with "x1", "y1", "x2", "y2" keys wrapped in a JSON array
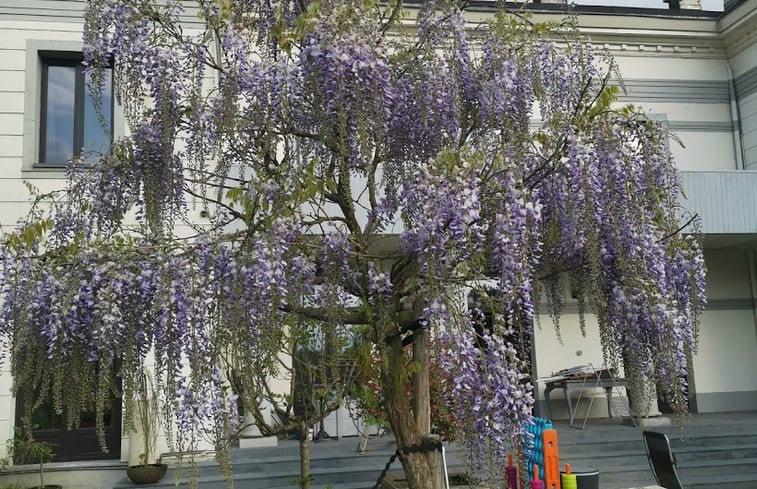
[
  {"x1": 4, "y1": 411, "x2": 752, "y2": 488},
  {"x1": 109, "y1": 411, "x2": 757, "y2": 489}
]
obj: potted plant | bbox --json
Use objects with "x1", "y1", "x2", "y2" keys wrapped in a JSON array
[
  {"x1": 125, "y1": 369, "x2": 167, "y2": 484},
  {"x1": 1, "y1": 430, "x2": 62, "y2": 489}
]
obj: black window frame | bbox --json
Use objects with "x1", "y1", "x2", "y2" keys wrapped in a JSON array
[{"x1": 38, "y1": 51, "x2": 114, "y2": 168}]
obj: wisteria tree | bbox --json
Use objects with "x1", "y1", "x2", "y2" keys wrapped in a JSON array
[{"x1": 0, "y1": 0, "x2": 706, "y2": 489}]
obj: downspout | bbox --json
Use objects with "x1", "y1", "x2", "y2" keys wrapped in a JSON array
[
  {"x1": 748, "y1": 252, "x2": 757, "y2": 366},
  {"x1": 727, "y1": 63, "x2": 746, "y2": 170},
  {"x1": 747, "y1": 251, "x2": 757, "y2": 415}
]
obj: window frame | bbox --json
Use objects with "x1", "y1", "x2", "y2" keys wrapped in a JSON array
[
  {"x1": 38, "y1": 52, "x2": 114, "y2": 168},
  {"x1": 23, "y1": 40, "x2": 122, "y2": 177}
]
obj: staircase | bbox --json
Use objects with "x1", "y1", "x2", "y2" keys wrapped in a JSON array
[
  {"x1": 113, "y1": 436, "x2": 466, "y2": 489},
  {"x1": 112, "y1": 412, "x2": 757, "y2": 489},
  {"x1": 555, "y1": 413, "x2": 757, "y2": 489}
]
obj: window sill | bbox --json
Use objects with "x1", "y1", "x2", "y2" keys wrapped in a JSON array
[
  {"x1": 4, "y1": 459, "x2": 126, "y2": 473},
  {"x1": 22, "y1": 166, "x2": 68, "y2": 179}
]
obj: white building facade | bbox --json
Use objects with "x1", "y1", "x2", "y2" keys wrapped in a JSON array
[{"x1": 0, "y1": 0, "x2": 756, "y2": 486}]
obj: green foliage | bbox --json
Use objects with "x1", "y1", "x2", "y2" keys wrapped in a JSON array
[
  {"x1": 347, "y1": 341, "x2": 462, "y2": 441},
  {"x1": 588, "y1": 84, "x2": 620, "y2": 119},
  {"x1": 0, "y1": 477, "x2": 28, "y2": 489},
  {"x1": 0, "y1": 428, "x2": 56, "y2": 489},
  {"x1": 6, "y1": 430, "x2": 55, "y2": 467}
]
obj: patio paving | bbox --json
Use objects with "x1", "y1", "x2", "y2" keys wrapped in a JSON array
[
  {"x1": 552, "y1": 411, "x2": 757, "y2": 489},
  {"x1": 108, "y1": 411, "x2": 757, "y2": 488}
]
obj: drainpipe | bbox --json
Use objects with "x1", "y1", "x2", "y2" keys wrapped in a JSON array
[
  {"x1": 727, "y1": 63, "x2": 746, "y2": 170},
  {"x1": 747, "y1": 251, "x2": 757, "y2": 364}
]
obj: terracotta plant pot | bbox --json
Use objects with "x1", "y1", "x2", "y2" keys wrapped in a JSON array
[{"x1": 126, "y1": 464, "x2": 168, "y2": 484}]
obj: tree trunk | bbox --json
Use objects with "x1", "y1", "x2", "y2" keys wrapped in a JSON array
[
  {"x1": 298, "y1": 423, "x2": 311, "y2": 489},
  {"x1": 413, "y1": 328, "x2": 430, "y2": 436},
  {"x1": 382, "y1": 336, "x2": 434, "y2": 489},
  {"x1": 399, "y1": 449, "x2": 435, "y2": 489}
]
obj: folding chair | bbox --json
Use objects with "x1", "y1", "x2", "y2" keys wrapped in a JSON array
[{"x1": 642, "y1": 431, "x2": 684, "y2": 489}]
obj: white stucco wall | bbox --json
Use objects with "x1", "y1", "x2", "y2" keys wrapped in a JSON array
[
  {"x1": 0, "y1": 365, "x2": 13, "y2": 461},
  {"x1": 0, "y1": 17, "x2": 81, "y2": 462},
  {"x1": 691, "y1": 250, "x2": 757, "y2": 411},
  {"x1": 609, "y1": 53, "x2": 738, "y2": 171}
]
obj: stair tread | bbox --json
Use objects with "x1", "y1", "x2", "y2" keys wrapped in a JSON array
[
  {"x1": 562, "y1": 442, "x2": 757, "y2": 458},
  {"x1": 570, "y1": 456, "x2": 757, "y2": 476},
  {"x1": 684, "y1": 471, "x2": 757, "y2": 483}
]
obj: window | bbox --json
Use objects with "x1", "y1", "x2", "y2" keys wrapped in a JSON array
[
  {"x1": 38, "y1": 53, "x2": 113, "y2": 167},
  {"x1": 15, "y1": 378, "x2": 122, "y2": 462}
]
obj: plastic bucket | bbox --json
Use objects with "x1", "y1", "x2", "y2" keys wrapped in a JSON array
[{"x1": 560, "y1": 466, "x2": 599, "y2": 489}]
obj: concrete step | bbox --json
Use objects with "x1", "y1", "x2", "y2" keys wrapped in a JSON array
[
  {"x1": 568, "y1": 453, "x2": 757, "y2": 488},
  {"x1": 115, "y1": 464, "x2": 390, "y2": 489},
  {"x1": 560, "y1": 450, "x2": 649, "y2": 468},
  {"x1": 686, "y1": 471, "x2": 757, "y2": 489},
  {"x1": 114, "y1": 438, "x2": 469, "y2": 489},
  {"x1": 672, "y1": 443, "x2": 757, "y2": 462},
  {"x1": 669, "y1": 434, "x2": 757, "y2": 450},
  {"x1": 554, "y1": 420, "x2": 757, "y2": 489},
  {"x1": 113, "y1": 418, "x2": 757, "y2": 489},
  {"x1": 558, "y1": 429, "x2": 757, "y2": 448},
  {"x1": 679, "y1": 457, "x2": 757, "y2": 476},
  {"x1": 559, "y1": 438, "x2": 647, "y2": 454},
  {"x1": 225, "y1": 452, "x2": 397, "y2": 473},
  {"x1": 561, "y1": 442, "x2": 757, "y2": 464}
]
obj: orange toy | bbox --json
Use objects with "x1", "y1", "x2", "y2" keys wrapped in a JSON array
[
  {"x1": 542, "y1": 429, "x2": 561, "y2": 489},
  {"x1": 530, "y1": 465, "x2": 544, "y2": 489},
  {"x1": 505, "y1": 453, "x2": 518, "y2": 489}
]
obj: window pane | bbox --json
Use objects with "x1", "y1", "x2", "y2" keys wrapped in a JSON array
[
  {"x1": 83, "y1": 68, "x2": 113, "y2": 164},
  {"x1": 30, "y1": 399, "x2": 64, "y2": 431},
  {"x1": 43, "y1": 65, "x2": 76, "y2": 166}
]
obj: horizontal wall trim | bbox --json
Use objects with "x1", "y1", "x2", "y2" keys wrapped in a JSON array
[
  {"x1": 735, "y1": 65, "x2": 757, "y2": 100},
  {"x1": 705, "y1": 298, "x2": 754, "y2": 310},
  {"x1": 536, "y1": 298, "x2": 753, "y2": 315},
  {"x1": 527, "y1": 120, "x2": 734, "y2": 133},
  {"x1": 695, "y1": 390, "x2": 757, "y2": 413},
  {"x1": 616, "y1": 79, "x2": 731, "y2": 103},
  {"x1": 0, "y1": 2, "x2": 728, "y2": 59},
  {"x1": 0, "y1": 1, "x2": 203, "y2": 25},
  {"x1": 667, "y1": 120, "x2": 735, "y2": 132}
]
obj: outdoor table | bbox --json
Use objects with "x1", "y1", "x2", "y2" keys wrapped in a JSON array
[{"x1": 544, "y1": 371, "x2": 628, "y2": 428}]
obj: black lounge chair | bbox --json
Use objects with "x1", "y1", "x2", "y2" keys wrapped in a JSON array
[{"x1": 642, "y1": 430, "x2": 684, "y2": 489}]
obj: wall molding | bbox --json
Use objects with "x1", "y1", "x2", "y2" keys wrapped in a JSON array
[
  {"x1": 527, "y1": 119, "x2": 734, "y2": 132},
  {"x1": 616, "y1": 79, "x2": 730, "y2": 103},
  {"x1": 735, "y1": 65, "x2": 757, "y2": 100},
  {"x1": 536, "y1": 297, "x2": 754, "y2": 315},
  {"x1": 695, "y1": 390, "x2": 757, "y2": 413},
  {"x1": 668, "y1": 120, "x2": 735, "y2": 132}
]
